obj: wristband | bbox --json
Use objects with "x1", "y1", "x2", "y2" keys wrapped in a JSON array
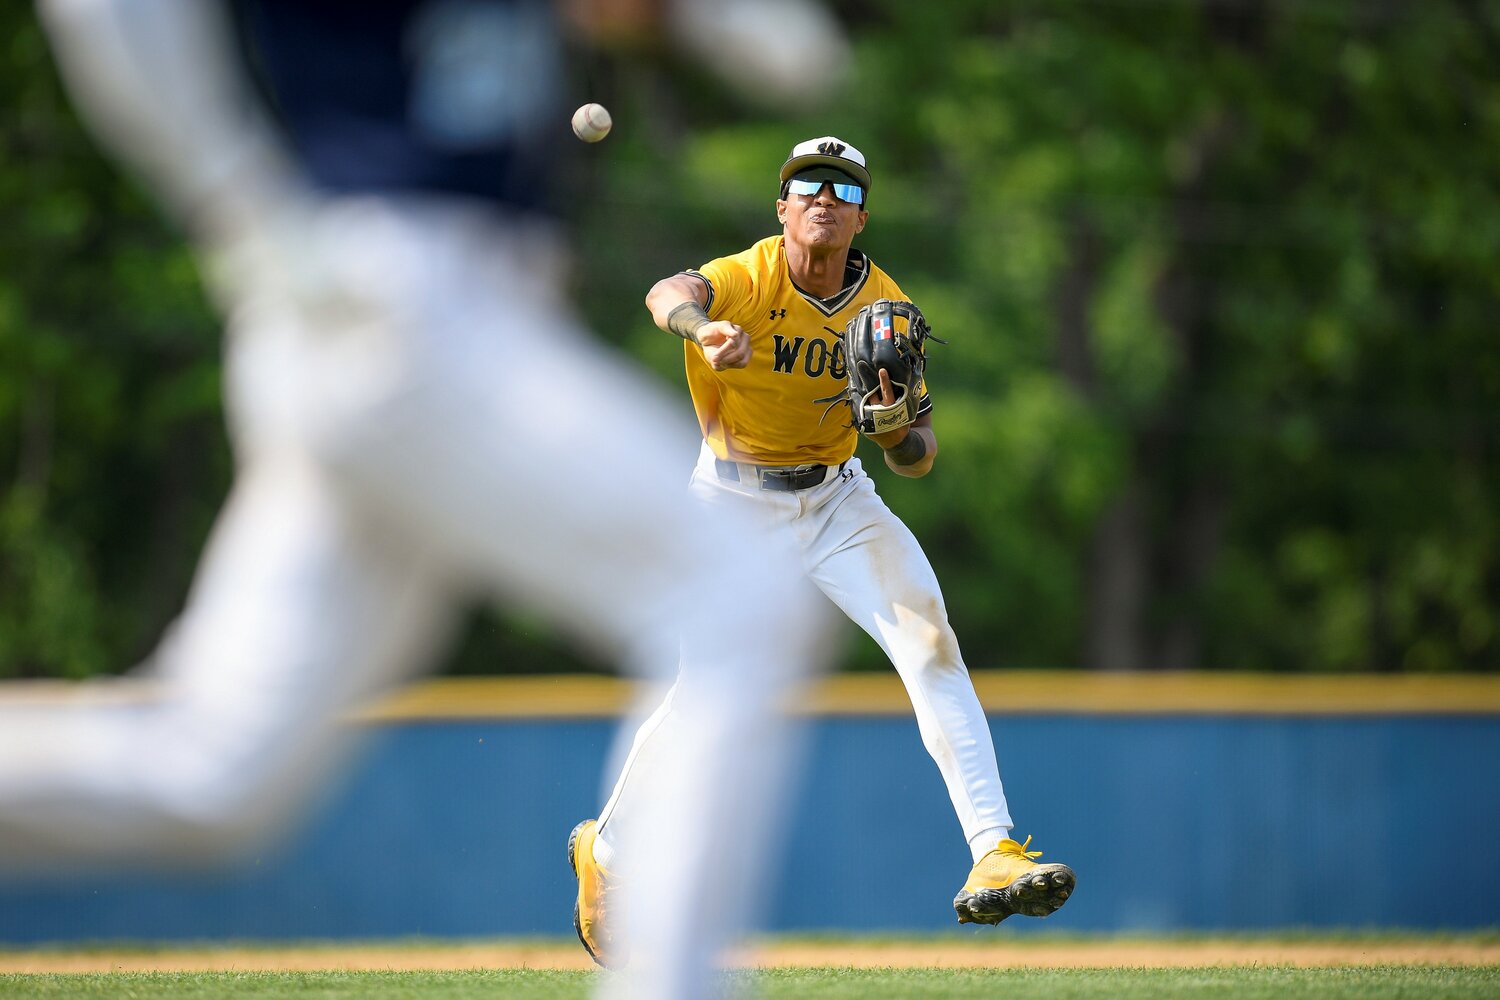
[
  {"x1": 666, "y1": 301, "x2": 711, "y2": 344},
  {"x1": 884, "y1": 430, "x2": 928, "y2": 467}
]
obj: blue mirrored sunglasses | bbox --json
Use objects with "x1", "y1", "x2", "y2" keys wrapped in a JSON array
[{"x1": 786, "y1": 177, "x2": 865, "y2": 205}]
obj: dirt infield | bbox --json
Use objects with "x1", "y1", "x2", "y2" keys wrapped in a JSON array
[{"x1": 3, "y1": 938, "x2": 1496, "y2": 973}]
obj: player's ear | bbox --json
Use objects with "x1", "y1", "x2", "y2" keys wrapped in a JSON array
[
  {"x1": 855, "y1": 209, "x2": 868, "y2": 232},
  {"x1": 776, "y1": 198, "x2": 787, "y2": 224}
]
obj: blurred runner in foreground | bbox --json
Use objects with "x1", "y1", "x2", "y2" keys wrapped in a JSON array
[{"x1": 0, "y1": 1, "x2": 849, "y2": 996}]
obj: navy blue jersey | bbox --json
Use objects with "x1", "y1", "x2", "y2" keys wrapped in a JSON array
[{"x1": 233, "y1": 0, "x2": 563, "y2": 214}]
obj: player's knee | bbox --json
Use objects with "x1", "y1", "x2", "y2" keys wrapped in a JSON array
[
  {"x1": 892, "y1": 627, "x2": 966, "y2": 685},
  {"x1": 131, "y1": 724, "x2": 333, "y2": 866},
  {"x1": 136, "y1": 765, "x2": 304, "y2": 864},
  {"x1": 148, "y1": 806, "x2": 279, "y2": 866}
]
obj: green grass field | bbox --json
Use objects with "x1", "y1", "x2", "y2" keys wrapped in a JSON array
[{"x1": 4, "y1": 966, "x2": 1498, "y2": 999}]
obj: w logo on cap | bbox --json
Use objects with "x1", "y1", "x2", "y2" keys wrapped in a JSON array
[{"x1": 817, "y1": 141, "x2": 847, "y2": 156}]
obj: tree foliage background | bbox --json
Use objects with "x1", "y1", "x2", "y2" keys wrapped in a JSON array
[{"x1": 2, "y1": 0, "x2": 1496, "y2": 678}]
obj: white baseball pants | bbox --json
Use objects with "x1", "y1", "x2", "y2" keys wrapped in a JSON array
[{"x1": 597, "y1": 443, "x2": 1014, "y2": 873}]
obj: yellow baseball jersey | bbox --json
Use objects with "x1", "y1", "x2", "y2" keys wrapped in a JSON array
[{"x1": 683, "y1": 235, "x2": 930, "y2": 466}]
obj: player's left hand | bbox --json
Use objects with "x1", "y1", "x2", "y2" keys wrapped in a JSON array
[{"x1": 866, "y1": 370, "x2": 909, "y2": 448}]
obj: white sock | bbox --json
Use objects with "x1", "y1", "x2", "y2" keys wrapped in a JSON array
[
  {"x1": 968, "y1": 826, "x2": 1011, "y2": 863},
  {"x1": 591, "y1": 824, "x2": 619, "y2": 873}
]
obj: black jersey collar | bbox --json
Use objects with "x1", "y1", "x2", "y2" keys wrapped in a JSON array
[{"x1": 790, "y1": 248, "x2": 871, "y2": 317}]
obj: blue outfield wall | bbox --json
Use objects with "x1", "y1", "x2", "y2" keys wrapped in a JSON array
[{"x1": 1, "y1": 708, "x2": 1497, "y2": 942}]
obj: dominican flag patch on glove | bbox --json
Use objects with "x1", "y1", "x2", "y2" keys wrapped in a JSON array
[{"x1": 872, "y1": 312, "x2": 894, "y2": 340}]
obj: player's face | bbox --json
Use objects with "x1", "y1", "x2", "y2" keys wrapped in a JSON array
[{"x1": 778, "y1": 180, "x2": 867, "y2": 253}]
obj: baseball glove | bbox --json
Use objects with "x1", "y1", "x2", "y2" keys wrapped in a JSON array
[{"x1": 817, "y1": 298, "x2": 943, "y2": 435}]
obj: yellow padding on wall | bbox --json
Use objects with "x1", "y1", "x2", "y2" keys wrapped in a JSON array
[{"x1": 5, "y1": 672, "x2": 1495, "y2": 720}]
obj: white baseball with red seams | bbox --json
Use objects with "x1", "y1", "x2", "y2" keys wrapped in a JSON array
[{"x1": 571, "y1": 103, "x2": 612, "y2": 142}]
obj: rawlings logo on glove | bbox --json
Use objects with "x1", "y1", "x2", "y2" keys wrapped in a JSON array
[{"x1": 817, "y1": 298, "x2": 943, "y2": 435}]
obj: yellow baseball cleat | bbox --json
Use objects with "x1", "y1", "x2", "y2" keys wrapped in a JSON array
[
  {"x1": 567, "y1": 818, "x2": 624, "y2": 968},
  {"x1": 953, "y1": 835, "x2": 1076, "y2": 925}
]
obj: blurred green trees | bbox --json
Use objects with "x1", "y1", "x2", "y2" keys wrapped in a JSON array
[
  {"x1": 0, "y1": 7, "x2": 227, "y2": 678},
  {"x1": 1, "y1": 1, "x2": 1495, "y2": 677}
]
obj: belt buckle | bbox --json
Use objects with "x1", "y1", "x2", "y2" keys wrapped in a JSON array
[
  {"x1": 758, "y1": 467, "x2": 790, "y2": 491},
  {"x1": 760, "y1": 464, "x2": 822, "y2": 491}
]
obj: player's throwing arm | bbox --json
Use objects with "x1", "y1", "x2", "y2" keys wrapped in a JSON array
[{"x1": 649, "y1": 275, "x2": 751, "y2": 371}]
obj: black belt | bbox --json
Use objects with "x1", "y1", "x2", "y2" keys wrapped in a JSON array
[{"x1": 714, "y1": 458, "x2": 846, "y2": 492}]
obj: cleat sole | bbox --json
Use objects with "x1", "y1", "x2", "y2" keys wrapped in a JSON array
[
  {"x1": 953, "y1": 863, "x2": 1077, "y2": 925},
  {"x1": 567, "y1": 820, "x2": 587, "y2": 872}
]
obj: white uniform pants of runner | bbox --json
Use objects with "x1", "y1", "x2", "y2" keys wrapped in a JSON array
[
  {"x1": 597, "y1": 443, "x2": 1014, "y2": 872},
  {"x1": 0, "y1": 5, "x2": 835, "y2": 998}
]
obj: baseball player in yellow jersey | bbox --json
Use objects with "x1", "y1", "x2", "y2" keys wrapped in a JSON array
[{"x1": 567, "y1": 137, "x2": 1076, "y2": 966}]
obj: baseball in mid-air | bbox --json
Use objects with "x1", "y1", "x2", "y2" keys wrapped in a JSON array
[{"x1": 571, "y1": 103, "x2": 612, "y2": 143}]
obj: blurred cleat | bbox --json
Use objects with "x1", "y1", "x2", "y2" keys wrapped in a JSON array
[{"x1": 568, "y1": 818, "x2": 625, "y2": 967}]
